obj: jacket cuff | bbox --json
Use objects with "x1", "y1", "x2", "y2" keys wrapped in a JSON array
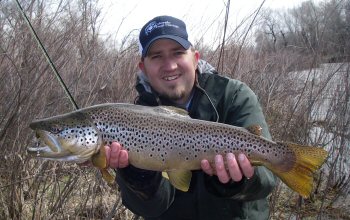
[
  {"x1": 204, "y1": 173, "x2": 251, "y2": 198},
  {"x1": 116, "y1": 165, "x2": 162, "y2": 199},
  {"x1": 204, "y1": 166, "x2": 276, "y2": 200}
]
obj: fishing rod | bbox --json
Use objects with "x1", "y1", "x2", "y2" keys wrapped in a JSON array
[{"x1": 14, "y1": 0, "x2": 79, "y2": 110}]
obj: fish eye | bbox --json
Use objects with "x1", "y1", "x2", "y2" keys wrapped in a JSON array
[{"x1": 50, "y1": 125, "x2": 62, "y2": 134}]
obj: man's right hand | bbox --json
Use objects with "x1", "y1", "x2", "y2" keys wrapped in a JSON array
[{"x1": 105, "y1": 142, "x2": 129, "y2": 169}]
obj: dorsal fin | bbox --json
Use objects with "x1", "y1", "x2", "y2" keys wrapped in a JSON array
[
  {"x1": 155, "y1": 106, "x2": 189, "y2": 117},
  {"x1": 246, "y1": 124, "x2": 263, "y2": 136}
]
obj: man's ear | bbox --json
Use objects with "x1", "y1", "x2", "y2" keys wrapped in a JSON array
[
  {"x1": 194, "y1": 50, "x2": 200, "y2": 66},
  {"x1": 195, "y1": 50, "x2": 200, "y2": 61},
  {"x1": 138, "y1": 60, "x2": 145, "y2": 73}
]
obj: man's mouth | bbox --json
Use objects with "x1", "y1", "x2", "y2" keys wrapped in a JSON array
[{"x1": 163, "y1": 74, "x2": 180, "y2": 81}]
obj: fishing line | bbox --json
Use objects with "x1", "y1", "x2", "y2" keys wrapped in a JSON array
[
  {"x1": 196, "y1": 84, "x2": 220, "y2": 122},
  {"x1": 14, "y1": 0, "x2": 79, "y2": 110}
]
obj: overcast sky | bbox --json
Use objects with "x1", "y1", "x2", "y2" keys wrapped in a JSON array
[{"x1": 98, "y1": 0, "x2": 321, "y2": 46}]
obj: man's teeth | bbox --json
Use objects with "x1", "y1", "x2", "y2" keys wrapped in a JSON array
[{"x1": 164, "y1": 75, "x2": 179, "y2": 81}]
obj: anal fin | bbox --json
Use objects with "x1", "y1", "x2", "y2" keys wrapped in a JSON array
[{"x1": 164, "y1": 170, "x2": 192, "y2": 192}]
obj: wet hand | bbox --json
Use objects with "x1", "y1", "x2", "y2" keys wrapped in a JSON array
[
  {"x1": 201, "y1": 153, "x2": 254, "y2": 183},
  {"x1": 105, "y1": 142, "x2": 129, "y2": 169}
]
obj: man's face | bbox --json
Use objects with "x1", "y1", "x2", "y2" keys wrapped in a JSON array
[{"x1": 139, "y1": 39, "x2": 199, "y2": 105}]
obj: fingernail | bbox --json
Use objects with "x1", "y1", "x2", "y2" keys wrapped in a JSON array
[
  {"x1": 227, "y1": 153, "x2": 234, "y2": 160},
  {"x1": 111, "y1": 145, "x2": 118, "y2": 153},
  {"x1": 238, "y1": 154, "x2": 245, "y2": 162},
  {"x1": 215, "y1": 155, "x2": 223, "y2": 163}
]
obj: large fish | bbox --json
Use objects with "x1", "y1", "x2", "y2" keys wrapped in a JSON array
[{"x1": 27, "y1": 103, "x2": 328, "y2": 198}]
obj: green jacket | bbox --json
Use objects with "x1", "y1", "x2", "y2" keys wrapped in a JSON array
[{"x1": 116, "y1": 63, "x2": 276, "y2": 220}]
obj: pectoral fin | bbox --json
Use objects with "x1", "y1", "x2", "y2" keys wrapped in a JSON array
[
  {"x1": 164, "y1": 170, "x2": 192, "y2": 192},
  {"x1": 100, "y1": 168, "x2": 116, "y2": 185},
  {"x1": 91, "y1": 147, "x2": 115, "y2": 184},
  {"x1": 91, "y1": 146, "x2": 107, "y2": 169}
]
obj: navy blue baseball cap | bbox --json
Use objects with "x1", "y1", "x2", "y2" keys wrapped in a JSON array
[{"x1": 139, "y1": 15, "x2": 192, "y2": 57}]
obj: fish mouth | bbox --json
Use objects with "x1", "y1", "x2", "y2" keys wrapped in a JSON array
[
  {"x1": 27, "y1": 129, "x2": 100, "y2": 163},
  {"x1": 27, "y1": 130, "x2": 67, "y2": 158}
]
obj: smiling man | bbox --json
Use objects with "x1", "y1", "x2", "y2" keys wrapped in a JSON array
[
  {"x1": 139, "y1": 38, "x2": 198, "y2": 105},
  {"x1": 104, "y1": 15, "x2": 276, "y2": 220}
]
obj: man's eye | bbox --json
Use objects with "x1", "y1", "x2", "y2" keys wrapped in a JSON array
[
  {"x1": 150, "y1": 55, "x2": 161, "y2": 59},
  {"x1": 175, "y1": 51, "x2": 186, "y2": 56}
]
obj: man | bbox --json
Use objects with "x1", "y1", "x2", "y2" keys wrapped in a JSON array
[{"x1": 104, "y1": 15, "x2": 276, "y2": 220}]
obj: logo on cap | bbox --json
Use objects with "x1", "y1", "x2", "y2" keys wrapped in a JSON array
[{"x1": 144, "y1": 21, "x2": 179, "y2": 36}]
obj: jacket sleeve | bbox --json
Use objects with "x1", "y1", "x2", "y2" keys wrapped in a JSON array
[
  {"x1": 116, "y1": 166, "x2": 175, "y2": 217},
  {"x1": 204, "y1": 80, "x2": 277, "y2": 200}
]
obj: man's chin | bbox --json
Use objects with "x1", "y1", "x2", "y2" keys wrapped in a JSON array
[{"x1": 160, "y1": 91, "x2": 185, "y2": 103}]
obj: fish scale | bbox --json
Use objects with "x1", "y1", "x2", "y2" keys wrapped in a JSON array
[{"x1": 28, "y1": 103, "x2": 328, "y2": 198}]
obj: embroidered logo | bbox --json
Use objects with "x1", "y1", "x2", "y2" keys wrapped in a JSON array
[{"x1": 145, "y1": 21, "x2": 179, "y2": 36}]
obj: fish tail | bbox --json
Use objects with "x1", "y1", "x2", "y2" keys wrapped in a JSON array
[{"x1": 270, "y1": 142, "x2": 328, "y2": 198}]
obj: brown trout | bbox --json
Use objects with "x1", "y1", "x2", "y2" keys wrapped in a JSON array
[{"x1": 27, "y1": 103, "x2": 328, "y2": 198}]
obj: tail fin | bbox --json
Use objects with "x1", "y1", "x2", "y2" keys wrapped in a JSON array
[{"x1": 269, "y1": 143, "x2": 328, "y2": 198}]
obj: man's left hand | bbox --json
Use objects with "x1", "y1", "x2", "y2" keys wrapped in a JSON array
[{"x1": 200, "y1": 153, "x2": 254, "y2": 183}]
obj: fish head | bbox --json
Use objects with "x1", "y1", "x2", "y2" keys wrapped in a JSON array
[{"x1": 28, "y1": 111, "x2": 102, "y2": 163}]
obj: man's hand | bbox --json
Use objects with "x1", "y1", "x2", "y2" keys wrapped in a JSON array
[
  {"x1": 105, "y1": 142, "x2": 129, "y2": 169},
  {"x1": 201, "y1": 153, "x2": 254, "y2": 183}
]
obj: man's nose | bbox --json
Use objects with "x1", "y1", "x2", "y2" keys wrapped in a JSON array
[{"x1": 162, "y1": 57, "x2": 177, "y2": 72}]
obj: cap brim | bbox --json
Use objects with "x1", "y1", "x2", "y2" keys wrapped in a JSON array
[{"x1": 142, "y1": 35, "x2": 192, "y2": 57}]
